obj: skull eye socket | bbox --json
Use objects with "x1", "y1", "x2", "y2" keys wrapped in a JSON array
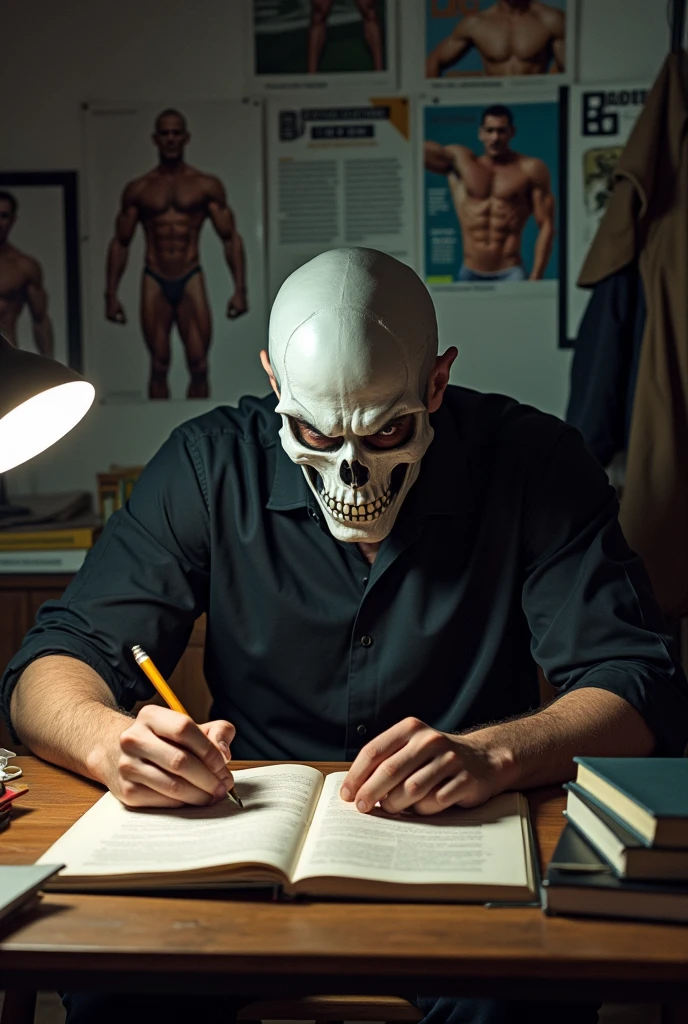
[
  {"x1": 290, "y1": 417, "x2": 343, "y2": 452},
  {"x1": 363, "y1": 415, "x2": 415, "y2": 451}
]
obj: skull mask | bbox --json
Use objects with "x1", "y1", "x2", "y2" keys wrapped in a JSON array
[{"x1": 269, "y1": 248, "x2": 438, "y2": 543}]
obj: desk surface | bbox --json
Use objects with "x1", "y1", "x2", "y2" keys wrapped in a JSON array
[{"x1": 2, "y1": 757, "x2": 688, "y2": 1000}]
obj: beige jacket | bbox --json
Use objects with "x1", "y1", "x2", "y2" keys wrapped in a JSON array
[{"x1": 579, "y1": 52, "x2": 688, "y2": 618}]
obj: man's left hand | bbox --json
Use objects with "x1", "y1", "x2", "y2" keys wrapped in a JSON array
[
  {"x1": 340, "y1": 717, "x2": 508, "y2": 815},
  {"x1": 227, "y1": 291, "x2": 248, "y2": 319}
]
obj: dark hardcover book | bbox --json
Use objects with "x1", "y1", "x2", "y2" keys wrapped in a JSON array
[
  {"x1": 565, "y1": 784, "x2": 688, "y2": 880},
  {"x1": 544, "y1": 825, "x2": 688, "y2": 923},
  {"x1": 0, "y1": 865, "x2": 64, "y2": 924},
  {"x1": 573, "y1": 757, "x2": 688, "y2": 848}
]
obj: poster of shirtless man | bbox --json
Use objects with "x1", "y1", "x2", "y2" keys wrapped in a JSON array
[
  {"x1": 253, "y1": 0, "x2": 389, "y2": 77},
  {"x1": 86, "y1": 100, "x2": 265, "y2": 404},
  {"x1": 105, "y1": 108, "x2": 248, "y2": 399},
  {"x1": 0, "y1": 190, "x2": 55, "y2": 357},
  {"x1": 423, "y1": 100, "x2": 558, "y2": 287},
  {"x1": 426, "y1": 0, "x2": 569, "y2": 80}
]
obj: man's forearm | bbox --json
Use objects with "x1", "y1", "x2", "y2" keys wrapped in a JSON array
[
  {"x1": 225, "y1": 234, "x2": 246, "y2": 293},
  {"x1": 105, "y1": 239, "x2": 128, "y2": 296},
  {"x1": 10, "y1": 655, "x2": 132, "y2": 784},
  {"x1": 32, "y1": 317, "x2": 54, "y2": 358},
  {"x1": 529, "y1": 220, "x2": 554, "y2": 280},
  {"x1": 461, "y1": 688, "x2": 655, "y2": 791},
  {"x1": 426, "y1": 52, "x2": 441, "y2": 77}
]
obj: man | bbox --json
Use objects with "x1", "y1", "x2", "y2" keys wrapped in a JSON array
[
  {"x1": 308, "y1": 0, "x2": 384, "y2": 73},
  {"x1": 3, "y1": 248, "x2": 687, "y2": 1024},
  {"x1": 105, "y1": 108, "x2": 248, "y2": 400},
  {"x1": 0, "y1": 190, "x2": 55, "y2": 357},
  {"x1": 424, "y1": 105, "x2": 555, "y2": 282},
  {"x1": 426, "y1": 0, "x2": 565, "y2": 78}
]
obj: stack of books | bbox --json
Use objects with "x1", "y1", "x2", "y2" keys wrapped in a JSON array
[
  {"x1": 97, "y1": 465, "x2": 143, "y2": 524},
  {"x1": 0, "y1": 492, "x2": 102, "y2": 573},
  {"x1": 544, "y1": 757, "x2": 688, "y2": 923}
]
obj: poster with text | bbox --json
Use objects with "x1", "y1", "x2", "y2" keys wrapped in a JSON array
[
  {"x1": 562, "y1": 82, "x2": 648, "y2": 346},
  {"x1": 423, "y1": 93, "x2": 559, "y2": 295},
  {"x1": 425, "y1": 0, "x2": 573, "y2": 88},
  {"x1": 83, "y1": 100, "x2": 267, "y2": 404},
  {"x1": 267, "y1": 96, "x2": 415, "y2": 299},
  {"x1": 249, "y1": 0, "x2": 397, "y2": 93}
]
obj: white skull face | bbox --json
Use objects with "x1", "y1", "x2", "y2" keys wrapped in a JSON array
[{"x1": 269, "y1": 249, "x2": 438, "y2": 543}]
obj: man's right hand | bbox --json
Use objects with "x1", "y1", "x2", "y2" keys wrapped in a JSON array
[
  {"x1": 105, "y1": 705, "x2": 236, "y2": 808},
  {"x1": 105, "y1": 295, "x2": 127, "y2": 324}
]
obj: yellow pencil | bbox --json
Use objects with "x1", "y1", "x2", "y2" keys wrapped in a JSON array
[{"x1": 131, "y1": 644, "x2": 243, "y2": 808}]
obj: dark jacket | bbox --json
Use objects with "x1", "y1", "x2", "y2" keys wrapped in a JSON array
[{"x1": 576, "y1": 52, "x2": 688, "y2": 618}]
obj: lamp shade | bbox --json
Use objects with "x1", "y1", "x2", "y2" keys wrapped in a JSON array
[{"x1": 0, "y1": 334, "x2": 95, "y2": 473}]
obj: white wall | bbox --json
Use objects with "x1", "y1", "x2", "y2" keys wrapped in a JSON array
[{"x1": 2, "y1": 0, "x2": 675, "y2": 498}]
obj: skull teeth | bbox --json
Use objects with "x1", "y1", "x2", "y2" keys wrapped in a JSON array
[{"x1": 319, "y1": 486, "x2": 394, "y2": 524}]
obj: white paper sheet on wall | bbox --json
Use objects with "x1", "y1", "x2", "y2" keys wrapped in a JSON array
[
  {"x1": 266, "y1": 95, "x2": 417, "y2": 300},
  {"x1": 562, "y1": 81, "x2": 648, "y2": 345},
  {"x1": 83, "y1": 99, "x2": 267, "y2": 404}
]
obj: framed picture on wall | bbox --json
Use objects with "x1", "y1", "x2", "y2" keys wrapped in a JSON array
[
  {"x1": 0, "y1": 171, "x2": 83, "y2": 371},
  {"x1": 247, "y1": 0, "x2": 398, "y2": 92},
  {"x1": 423, "y1": 0, "x2": 575, "y2": 89}
]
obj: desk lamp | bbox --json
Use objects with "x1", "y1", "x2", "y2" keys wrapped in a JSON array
[{"x1": 0, "y1": 332, "x2": 95, "y2": 516}]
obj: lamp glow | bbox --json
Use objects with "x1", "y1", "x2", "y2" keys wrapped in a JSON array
[
  {"x1": 0, "y1": 333, "x2": 95, "y2": 477},
  {"x1": 0, "y1": 381, "x2": 95, "y2": 473}
]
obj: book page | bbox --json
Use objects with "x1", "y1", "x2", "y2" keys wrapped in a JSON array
[
  {"x1": 38, "y1": 764, "x2": 324, "y2": 881},
  {"x1": 292, "y1": 772, "x2": 529, "y2": 888}
]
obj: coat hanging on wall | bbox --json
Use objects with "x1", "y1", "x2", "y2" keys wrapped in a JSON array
[{"x1": 573, "y1": 50, "x2": 688, "y2": 619}]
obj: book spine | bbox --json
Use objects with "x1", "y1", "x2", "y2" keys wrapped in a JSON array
[
  {"x1": 568, "y1": 782, "x2": 652, "y2": 848},
  {"x1": 0, "y1": 529, "x2": 97, "y2": 550},
  {"x1": 0, "y1": 550, "x2": 87, "y2": 574}
]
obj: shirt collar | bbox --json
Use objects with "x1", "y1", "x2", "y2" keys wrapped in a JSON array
[
  {"x1": 266, "y1": 439, "x2": 314, "y2": 512},
  {"x1": 266, "y1": 400, "x2": 473, "y2": 519},
  {"x1": 405, "y1": 402, "x2": 474, "y2": 520}
]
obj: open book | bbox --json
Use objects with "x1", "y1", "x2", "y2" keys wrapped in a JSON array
[{"x1": 37, "y1": 764, "x2": 538, "y2": 902}]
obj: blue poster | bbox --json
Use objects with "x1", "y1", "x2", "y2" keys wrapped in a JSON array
[
  {"x1": 423, "y1": 100, "x2": 559, "y2": 286},
  {"x1": 425, "y1": 0, "x2": 569, "y2": 80}
]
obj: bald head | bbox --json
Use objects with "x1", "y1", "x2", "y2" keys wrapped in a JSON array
[{"x1": 269, "y1": 248, "x2": 438, "y2": 427}]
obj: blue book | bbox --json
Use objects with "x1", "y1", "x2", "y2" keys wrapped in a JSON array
[
  {"x1": 544, "y1": 825, "x2": 688, "y2": 923},
  {"x1": 574, "y1": 757, "x2": 688, "y2": 848}
]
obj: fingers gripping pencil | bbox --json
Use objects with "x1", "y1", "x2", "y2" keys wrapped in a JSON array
[{"x1": 131, "y1": 644, "x2": 243, "y2": 808}]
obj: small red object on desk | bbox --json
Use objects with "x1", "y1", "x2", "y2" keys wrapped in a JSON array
[{"x1": 0, "y1": 782, "x2": 28, "y2": 831}]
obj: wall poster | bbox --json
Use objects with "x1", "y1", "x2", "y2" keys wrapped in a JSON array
[
  {"x1": 248, "y1": 0, "x2": 397, "y2": 93},
  {"x1": 561, "y1": 82, "x2": 648, "y2": 346},
  {"x1": 83, "y1": 100, "x2": 267, "y2": 403},
  {"x1": 424, "y1": 0, "x2": 573, "y2": 88},
  {"x1": 0, "y1": 171, "x2": 82, "y2": 371},
  {"x1": 267, "y1": 96, "x2": 415, "y2": 299},
  {"x1": 422, "y1": 91, "x2": 560, "y2": 295}
]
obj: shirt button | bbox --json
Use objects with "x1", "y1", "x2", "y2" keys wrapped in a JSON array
[
  {"x1": 362, "y1": 577, "x2": 369, "y2": 586},
  {"x1": 357, "y1": 724, "x2": 367, "y2": 736},
  {"x1": 360, "y1": 635, "x2": 373, "y2": 648},
  {"x1": 308, "y1": 508, "x2": 320, "y2": 523}
]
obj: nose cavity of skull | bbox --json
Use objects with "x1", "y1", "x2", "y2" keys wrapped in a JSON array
[{"x1": 340, "y1": 459, "x2": 369, "y2": 488}]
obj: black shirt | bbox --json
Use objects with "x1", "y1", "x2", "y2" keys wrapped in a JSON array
[{"x1": 2, "y1": 387, "x2": 687, "y2": 758}]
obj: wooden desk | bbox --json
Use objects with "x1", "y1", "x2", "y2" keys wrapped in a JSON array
[{"x1": 1, "y1": 758, "x2": 688, "y2": 1003}]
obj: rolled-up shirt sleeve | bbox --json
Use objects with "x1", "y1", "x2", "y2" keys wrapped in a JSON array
[
  {"x1": 522, "y1": 427, "x2": 688, "y2": 755},
  {"x1": 0, "y1": 426, "x2": 210, "y2": 741}
]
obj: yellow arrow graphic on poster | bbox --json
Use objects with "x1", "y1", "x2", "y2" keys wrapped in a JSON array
[{"x1": 370, "y1": 97, "x2": 410, "y2": 140}]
